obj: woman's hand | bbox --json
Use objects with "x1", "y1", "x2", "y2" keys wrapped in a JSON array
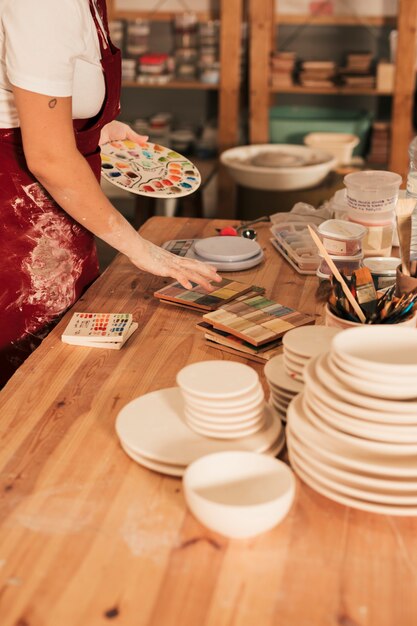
[
  {"x1": 129, "y1": 238, "x2": 222, "y2": 291},
  {"x1": 99, "y1": 120, "x2": 148, "y2": 146}
]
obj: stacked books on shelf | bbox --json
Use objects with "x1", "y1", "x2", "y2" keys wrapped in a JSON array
[
  {"x1": 270, "y1": 51, "x2": 297, "y2": 89},
  {"x1": 197, "y1": 291, "x2": 315, "y2": 363},
  {"x1": 298, "y1": 60, "x2": 336, "y2": 88},
  {"x1": 61, "y1": 313, "x2": 138, "y2": 349},
  {"x1": 339, "y1": 52, "x2": 375, "y2": 89}
]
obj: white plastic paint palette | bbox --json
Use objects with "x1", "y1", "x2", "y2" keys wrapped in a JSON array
[
  {"x1": 270, "y1": 222, "x2": 320, "y2": 275},
  {"x1": 162, "y1": 236, "x2": 264, "y2": 271},
  {"x1": 101, "y1": 139, "x2": 201, "y2": 198}
]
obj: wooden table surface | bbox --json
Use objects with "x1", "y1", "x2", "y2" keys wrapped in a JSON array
[{"x1": 1, "y1": 217, "x2": 417, "y2": 626}]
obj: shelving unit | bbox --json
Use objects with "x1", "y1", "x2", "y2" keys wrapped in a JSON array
[
  {"x1": 107, "y1": 0, "x2": 244, "y2": 213},
  {"x1": 249, "y1": 0, "x2": 417, "y2": 182}
]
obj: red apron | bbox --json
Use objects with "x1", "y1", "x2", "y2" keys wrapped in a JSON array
[{"x1": 0, "y1": 0, "x2": 121, "y2": 387}]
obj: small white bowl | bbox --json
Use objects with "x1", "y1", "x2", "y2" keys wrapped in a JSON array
[
  {"x1": 183, "y1": 451, "x2": 295, "y2": 539},
  {"x1": 304, "y1": 132, "x2": 359, "y2": 166},
  {"x1": 220, "y1": 144, "x2": 336, "y2": 191}
]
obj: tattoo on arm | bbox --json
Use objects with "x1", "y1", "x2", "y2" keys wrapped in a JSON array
[{"x1": 48, "y1": 98, "x2": 57, "y2": 109}]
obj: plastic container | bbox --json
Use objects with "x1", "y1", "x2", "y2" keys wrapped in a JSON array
[
  {"x1": 328, "y1": 188, "x2": 349, "y2": 220},
  {"x1": 304, "y1": 132, "x2": 360, "y2": 165},
  {"x1": 348, "y1": 216, "x2": 394, "y2": 257},
  {"x1": 344, "y1": 170, "x2": 402, "y2": 217},
  {"x1": 126, "y1": 19, "x2": 150, "y2": 57},
  {"x1": 318, "y1": 219, "x2": 367, "y2": 256},
  {"x1": 317, "y1": 251, "x2": 363, "y2": 278},
  {"x1": 269, "y1": 106, "x2": 373, "y2": 156},
  {"x1": 406, "y1": 136, "x2": 417, "y2": 258},
  {"x1": 363, "y1": 256, "x2": 399, "y2": 290}
]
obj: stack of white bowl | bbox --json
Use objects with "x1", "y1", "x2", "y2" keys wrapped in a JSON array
[
  {"x1": 177, "y1": 360, "x2": 266, "y2": 439},
  {"x1": 287, "y1": 326, "x2": 417, "y2": 515},
  {"x1": 265, "y1": 326, "x2": 340, "y2": 421}
]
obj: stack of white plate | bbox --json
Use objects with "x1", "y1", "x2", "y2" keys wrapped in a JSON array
[
  {"x1": 116, "y1": 363, "x2": 285, "y2": 477},
  {"x1": 177, "y1": 361, "x2": 266, "y2": 439},
  {"x1": 265, "y1": 326, "x2": 340, "y2": 421},
  {"x1": 264, "y1": 355, "x2": 303, "y2": 423},
  {"x1": 282, "y1": 325, "x2": 340, "y2": 381},
  {"x1": 287, "y1": 326, "x2": 417, "y2": 515}
]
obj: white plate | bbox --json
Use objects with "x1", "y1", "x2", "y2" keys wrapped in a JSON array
[
  {"x1": 333, "y1": 351, "x2": 417, "y2": 386},
  {"x1": 312, "y1": 354, "x2": 417, "y2": 414},
  {"x1": 182, "y1": 388, "x2": 265, "y2": 413},
  {"x1": 328, "y1": 353, "x2": 417, "y2": 400},
  {"x1": 120, "y1": 441, "x2": 185, "y2": 477},
  {"x1": 270, "y1": 395, "x2": 291, "y2": 413},
  {"x1": 282, "y1": 351, "x2": 309, "y2": 368},
  {"x1": 289, "y1": 440, "x2": 417, "y2": 505},
  {"x1": 268, "y1": 386, "x2": 295, "y2": 402},
  {"x1": 287, "y1": 394, "x2": 417, "y2": 476},
  {"x1": 101, "y1": 139, "x2": 201, "y2": 198},
  {"x1": 288, "y1": 434, "x2": 417, "y2": 494},
  {"x1": 194, "y1": 236, "x2": 261, "y2": 263},
  {"x1": 185, "y1": 412, "x2": 264, "y2": 439},
  {"x1": 267, "y1": 380, "x2": 299, "y2": 397},
  {"x1": 304, "y1": 356, "x2": 417, "y2": 423},
  {"x1": 184, "y1": 404, "x2": 265, "y2": 428},
  {"x1": 301, "y1": 390, "x2": 417, "y2": 455},
  {"x1": 283, "y1": 355, "x2": 305, "y2": 375},
  {"x1": 304, "y1": 388, "x2": 417, "y2": 444},
  {"x1": 177, "y1": 361, "x2": 259, "y2": 399},
  {"x1": 116, "y1": 387, "x2": 283, "y2": 466},
  {"x1": 288, "y1": 449, "x2": 417, "y2": 516},
  {"x1": 162, "y1": 239, "x2": 265, "y2": 272},
  {"x1": 264, "y1": 355, "x2": 304, "y2": 394},
  {"x1": 332, "y1": 326, "x2": 417, "y2": 375},
  {"x1": 183, "y1": 401, "x2": 265, "y2": 424},
  {"x1": 283, "y1": 325, "x2": 340, "y2": 359}
]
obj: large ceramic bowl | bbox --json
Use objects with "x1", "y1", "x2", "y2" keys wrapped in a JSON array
[
  {"x1": 220, "y1": 143, "x2": 337, "y2": 191},
  {"x1": 183, "y1": 451, "x2": 295, "y2": 539}
]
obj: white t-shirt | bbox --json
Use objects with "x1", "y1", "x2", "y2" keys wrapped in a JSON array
[{"x1": 0, "y1": 0, "x2": 106, "y2": 128}]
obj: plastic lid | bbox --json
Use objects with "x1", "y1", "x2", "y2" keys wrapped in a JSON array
[
  {"x1": 344, "y1": 170, "x2": 402, "y2": 191},
  {"x1": 318, "y1": 250, "x2": 363, "y2": 262},
  {"x1": 363, "y1": 257, "x2": 399, "y2": 275},
  {"x1": 318, "y1": 219, "x2": 367, "y2": 240}
]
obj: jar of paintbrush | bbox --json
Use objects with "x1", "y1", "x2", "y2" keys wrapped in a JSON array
[{"x1": 395, "y1": 196, "x2": 417, "y2": 296}]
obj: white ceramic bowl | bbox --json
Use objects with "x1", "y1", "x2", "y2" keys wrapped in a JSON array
[
  {"x1": 304, "y1": 132, "x2": 359, "y2": 166},
  {"x1": 220, "y1": 144, "x2": 336, "y2": 191},
  {"x1": 183, "y1": 451, "x2": 295, "y2": 539}
]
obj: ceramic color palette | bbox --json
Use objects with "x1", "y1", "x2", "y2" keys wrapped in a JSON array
[
  {"x1": 162, "y1": 239, "x2": 265, "y2": 272},
  {"x1": 61, "y1": 312, "x2": 133, "y2": 343},
  {"x1": 203, "y1": 295, "x2": 315, "y2": 347},
  {"x1": 100, "y1": 139, "x2": 201, "y2": 198},
  {"x1": 154, "y1": 278, "x2": 255, "y2": 311}
]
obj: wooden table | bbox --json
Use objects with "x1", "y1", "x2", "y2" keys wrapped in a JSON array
[{"x1": 1, "y1": 217, "x2": 416, "y2": 626}]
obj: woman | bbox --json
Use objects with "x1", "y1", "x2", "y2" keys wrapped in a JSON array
[{"x1": 0, "y1": 0, "x2": 220, "y2": 387}]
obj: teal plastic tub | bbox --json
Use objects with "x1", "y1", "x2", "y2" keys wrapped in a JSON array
[{"x1": 269, "y1": 106, "x2": 373, "y2": 156}]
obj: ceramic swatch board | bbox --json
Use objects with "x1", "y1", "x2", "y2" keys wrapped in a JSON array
[
  {"x1": 203, "y1": 294, "x2": 315, "y2": 347},
  {"x1": 101, "y1": 140, "x2": 201, "y2": 198},
  {"x1": 154, "y1": 278, "x2": 260, "y2": 311}
]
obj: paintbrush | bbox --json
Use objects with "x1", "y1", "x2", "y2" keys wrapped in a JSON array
[
  {"x1": 352, "y1": 267, "x2": 378, "y2": 318},
  {"x1": 308, "y1": 225, "x2": 366, "y2": 323},
  {"x1": 395, "y1": 197, "x2": 415, "y2": 277}
]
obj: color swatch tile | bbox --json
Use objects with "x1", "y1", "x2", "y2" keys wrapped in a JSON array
[
  {"x1": 101, "y1": 139, "x2": 201, "y2": 198},
  {"x1": 154, "y1": 279, "x2": 260, "y2": 312},
  {"x1": 62, "y1": 312, "x2": 137, "y2": 348},
  {"x1": 196, "y1": 321, "x2": 284, "y2": 364},
  {"x1": 202, "y1": 295, "x2": 315, "y2": 347}
]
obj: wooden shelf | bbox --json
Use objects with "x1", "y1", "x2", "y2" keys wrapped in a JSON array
[
  {"x1": 108, "y1": 10, "x2": 214, "y2": 22},
  {"x1": 275, "y1": 14, "x2": 396, "y2": 26},
  {"x1": 122, "y1": 80, "x2": 219, "y2": 90},
  {"x1": 269, "y1": 85, "x2": 393, "y2": 96}
]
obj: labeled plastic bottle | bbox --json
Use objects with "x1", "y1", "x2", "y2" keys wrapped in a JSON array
[{"x1": 406, "y1": 135, "x2": 417, "y2": 256}]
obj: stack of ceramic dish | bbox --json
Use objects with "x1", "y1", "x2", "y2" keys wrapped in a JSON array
[
  {"x1": 177, "y1": 361, "x2": 266, "y2": 439},
  {"x1": 265, "y1": 326, "x2": 340, "y2": 421},
  {"x1": 115, "y1": 361, "x2": 285, "y2": 477},
  {"x1": 287, "y1": 326, "x2": 417, "y2": 515}
]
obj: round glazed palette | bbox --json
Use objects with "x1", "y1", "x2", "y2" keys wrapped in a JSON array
[
  {"x1": 100, "y1": 139, "x2": 201, "y2": 198},
  {"x1": 162, "y1": 236, "x2": 264, "y2": 271}
]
